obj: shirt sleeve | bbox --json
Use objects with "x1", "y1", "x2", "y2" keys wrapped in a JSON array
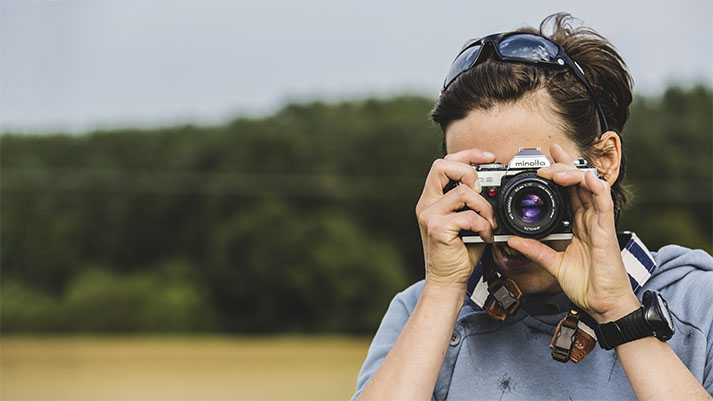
[{"x1": 350, "y1": 282, "x2": 422, "y2": 400}]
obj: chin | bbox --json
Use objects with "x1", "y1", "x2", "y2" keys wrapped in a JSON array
[{"x1": 491, "y1": 242, "x2": 562, "y2": 295}]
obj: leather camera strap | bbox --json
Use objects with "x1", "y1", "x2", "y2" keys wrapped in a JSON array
[
  {"x1": 550, "y1": 307, "x2": 596, "y2": 363},
  {"x1": 483, "y1": 259, "x2": 522, "y2": 321},
  {"x1": 467, "y1": 233, "x2": 657, "y2": 364}
]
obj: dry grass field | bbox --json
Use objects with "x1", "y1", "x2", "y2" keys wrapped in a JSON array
[{"x1": 0, "y1": 336, "x2": 372, "y2": 401}]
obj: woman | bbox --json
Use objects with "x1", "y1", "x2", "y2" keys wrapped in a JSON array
[{"x1": 353, "y1": 14, "x2": 713, "y2": 400}]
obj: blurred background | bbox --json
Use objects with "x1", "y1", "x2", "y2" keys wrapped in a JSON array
[{"x1": 1, "y1": 1, "x2": 711, "y2": 400}]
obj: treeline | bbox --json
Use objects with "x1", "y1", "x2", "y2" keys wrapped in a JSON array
[{"x1": 1, "y1": 86, "x2": 711, "y2": 334}]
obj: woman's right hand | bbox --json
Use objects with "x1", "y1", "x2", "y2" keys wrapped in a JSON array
[{"x1": 415, "y1": 149, "x2": 498, "y2": 291}]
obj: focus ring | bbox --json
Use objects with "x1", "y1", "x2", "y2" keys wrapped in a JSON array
[{"x1": 498, "y1": 172, "x2": 563, "y2": 238}]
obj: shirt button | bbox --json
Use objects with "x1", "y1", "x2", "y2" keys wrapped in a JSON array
[{"x1": 450, "y1": 331, "x2": 461, "y2": 346}]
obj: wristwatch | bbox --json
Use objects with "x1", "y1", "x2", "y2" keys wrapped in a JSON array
[{"x1": 595, "y1": 290, "x2": 675, "y2": 350}]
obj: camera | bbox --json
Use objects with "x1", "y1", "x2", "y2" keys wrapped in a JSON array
[{"x1": 457, "y1": 148, "x2": 596, "y2": 243}]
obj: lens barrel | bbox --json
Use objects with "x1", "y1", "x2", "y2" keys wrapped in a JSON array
[{"x1": 498, "y1": 172, "x2": 563, "y2": 238}]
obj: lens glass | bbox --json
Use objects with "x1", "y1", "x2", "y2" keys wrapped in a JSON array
[
  {"x1": 500, "y1": 172, "x2": 564, "y2": 238},
  {"x1": 498, "y1": 34, "x2": 558, "y2": 62},
  {"x1": 444, "y1": 44, "x2": 481, "y2": 89},
  {"x1": 514, "y1": 192, "x2": 547, "y2": 223}
]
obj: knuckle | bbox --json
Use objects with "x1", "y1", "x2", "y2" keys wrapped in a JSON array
[
  {"x1": 432, "y1": 232, "x2": 451, "y2": 244},
  {"x1": 466, "y1": 168, "x2": 478, "y2": 183},
  {"x1": 465, "y1": 210, "x2": 481, "y2": 224},
  {"x1": 600, "y1": 179, "x2": 611, "y2": 191},
  {"x1": 416, "y1": 208, "x2": 429, "y2": 225},
  {"x1": 427, "y1": 218, "x2": 447, "y2": 237},
  {"x1": 471, "y1": 215, "x2": 489, "y2": 232},
  {"x1": 470, "y1": 192, "x2": 490, "y2": 212},
  {"x1": 415, "y1": 199, "x2": 427, "y2": 217},
  {"x1": 456, "y1": 184, "x2": 472, "y2": 196}
]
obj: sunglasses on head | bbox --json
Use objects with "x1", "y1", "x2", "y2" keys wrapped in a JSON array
[{"x1": 442, "y1": 32, "x2": 609, "y2": 133}]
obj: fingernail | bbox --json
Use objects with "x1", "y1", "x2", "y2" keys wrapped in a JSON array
[
  {"x1": 474, "y1": 180, "x2": 482, "y2": 193},
  {"x1": 489, "y1": 218, "x2": 497, "y2": 230},
  {"x1": 554, "y1": 171, "x2": 569, "y2": 177},
  {"x1": 483, "y1": 151, "x2": 495, "y2": 159}
]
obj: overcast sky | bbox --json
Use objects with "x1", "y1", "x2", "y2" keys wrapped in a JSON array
[{"x1": 1, "y1": 0, "x2": 712, "y2": 134}]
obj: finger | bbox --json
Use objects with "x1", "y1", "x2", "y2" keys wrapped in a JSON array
[
  {"x1": 427, "y1": 210, "x2": 494, "y2": 244},
  {"x1": 467, "y1": 244, "x2": 487, "y2": 265},
  {"x1": 428, "y1": 184, "x2": 496, "y2": 228},
  {"x1": 538, "y1": 162, "x2": 576, "y2": 180},
  {"x1": 444, "y1": 148, "x2": 496, "y2": 165},
  {"x1": 568, "y1": 186, "x2": 584, "y2": 211},
  {"x1": 550, "y1": 143, "x2": 574, "y2": 164},
  {"x1": 551, "y1": 169, "x2": 596, "y2": 191},
  {"x1": 577, "y1": 185, "x2": 594, "y2": 210},
  {"x1": 423, "y1": 159, "x2": 480, "y2": 199},
  {"x1": 551, "y1": 169, "x2": 598, "y2": 210},
  {"x1": 507, "y1": 236, "x2": 561, "y2": 275},
  {"x1": 584, "y1": 170, "x2": 613, "y2": 214},
  {"x1": 455, "y1": 210, "x2": 494, "y2": 243},
  {"x1": 573, "y1": 172, "x2": 607, "y2": 213}
]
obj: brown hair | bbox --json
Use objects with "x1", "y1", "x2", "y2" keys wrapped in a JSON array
[{"x1": 431, "y1": 13, "x2": 633, "y2": 214}]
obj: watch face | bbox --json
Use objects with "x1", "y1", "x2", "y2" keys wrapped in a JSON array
[
  {"x1": 652, "y1": 292, "x2": 675, "y2": 339},
  {"x1": 656, "y1": 294, "x2": 674, "y2": 328}
]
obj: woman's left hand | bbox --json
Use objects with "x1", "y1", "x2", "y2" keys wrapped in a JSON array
[{"x1": 507, "y1": 143, "x2": 640, "y2": 323}]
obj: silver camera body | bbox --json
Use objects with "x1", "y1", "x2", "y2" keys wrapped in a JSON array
[{"x1": 461, "y1": 148, "x2": 597, "y2": 243}]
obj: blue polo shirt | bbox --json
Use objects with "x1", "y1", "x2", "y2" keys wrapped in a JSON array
[{"x1": 352, "y1": 243, "x2": 713, "y2": 400}]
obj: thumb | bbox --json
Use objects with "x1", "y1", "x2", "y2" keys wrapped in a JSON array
[
  {"x1": 467, "y1": 244, "x2": 486, "y2": 265},
  {"x1": 507, "y1": 236, "x2": 560, "y2": 276}
]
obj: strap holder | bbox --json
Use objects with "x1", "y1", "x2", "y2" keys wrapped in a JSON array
[
  {"x1": 482, "y1": 259, "x2": 522, "y2": 321},
  {"x1": 550, "y1": 309, "x2": 580, "y2": 362},
  {"x1": 549, "y1": 308, "x2": 597, "y2": 363},
  {"x1": 485, "y1": 277, "x2": 522, "y2": 320}
]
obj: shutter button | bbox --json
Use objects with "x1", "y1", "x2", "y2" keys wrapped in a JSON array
[{"x1": 450, "y1": 331, "x2": 461, "y2": 346}]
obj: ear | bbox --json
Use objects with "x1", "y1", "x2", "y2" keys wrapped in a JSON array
[{"x1": 593, "y1": 131, "x2": 622, "y2": 186}]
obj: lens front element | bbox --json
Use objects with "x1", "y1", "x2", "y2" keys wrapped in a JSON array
[
  {"x1": 499, "y1": 172, "x2": 563, "y2": 238},
  {"x1": 514, "y1": 192, "x2": 547, "y2": 223}
]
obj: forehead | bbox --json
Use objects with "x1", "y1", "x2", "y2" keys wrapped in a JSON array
[{"x1": 444, "y1": 99, "x2": 580, "y2": 162}]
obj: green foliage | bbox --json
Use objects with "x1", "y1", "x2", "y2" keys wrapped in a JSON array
[
  {"x1": 1, "y1": 89, "x2": 711, "y2": 333},
  {"x1": 1, "y1": 279, "x2": 63, "y2": 331},
  {"x1": 621, "y1": 85, "x2": 712, "y2": 251},
  {"x1": 2, "y1": 260, "x2": 218, "y2": 332},
  {"x1": 206, "y1": 201, "x2": 406, "y2": 333}
]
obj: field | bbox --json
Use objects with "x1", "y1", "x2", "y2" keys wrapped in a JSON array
[{"x1": 0, "y1": 336, "x2": 371, "y2": 400}]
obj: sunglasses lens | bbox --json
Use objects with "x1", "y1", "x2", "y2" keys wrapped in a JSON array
[
  {"x1": 443, "y1": 44, "x2": 481, "y2": 89},
  {"x1": 498, "y1": 34, "x2": 559, "y2": 62}
]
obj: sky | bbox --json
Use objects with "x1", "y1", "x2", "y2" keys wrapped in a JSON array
[{"x1": 1, "y1": 0, "x2": 712, "y2": 134}]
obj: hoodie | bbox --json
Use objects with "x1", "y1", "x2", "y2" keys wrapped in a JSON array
[{"x1": 352, "y1": 244, "x2": 713, "y2": 400}]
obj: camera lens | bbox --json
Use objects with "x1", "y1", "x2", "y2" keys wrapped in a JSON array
[
  {"x1": 498, "y1": 172, "x2": 564, "y2": 238},
  {"x1": 514, "y1": 192, "x2": 546, "y2": 223}
]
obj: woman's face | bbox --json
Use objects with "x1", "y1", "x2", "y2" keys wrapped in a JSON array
[{"x1": 445, "y1": 92, "x2": 580, "y2": 295}]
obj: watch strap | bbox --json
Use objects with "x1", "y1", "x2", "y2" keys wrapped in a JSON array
[{"x1": 596, "y1": 306, "x2": 650, "y2": 350}]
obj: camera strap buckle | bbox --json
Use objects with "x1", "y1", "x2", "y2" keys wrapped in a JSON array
[
  {"x1": 550, "y1": 308, "x2": 596, "y2": 363},
  {"x1": 483, "y1": 264, "x2": 522, "y2": 320}
]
